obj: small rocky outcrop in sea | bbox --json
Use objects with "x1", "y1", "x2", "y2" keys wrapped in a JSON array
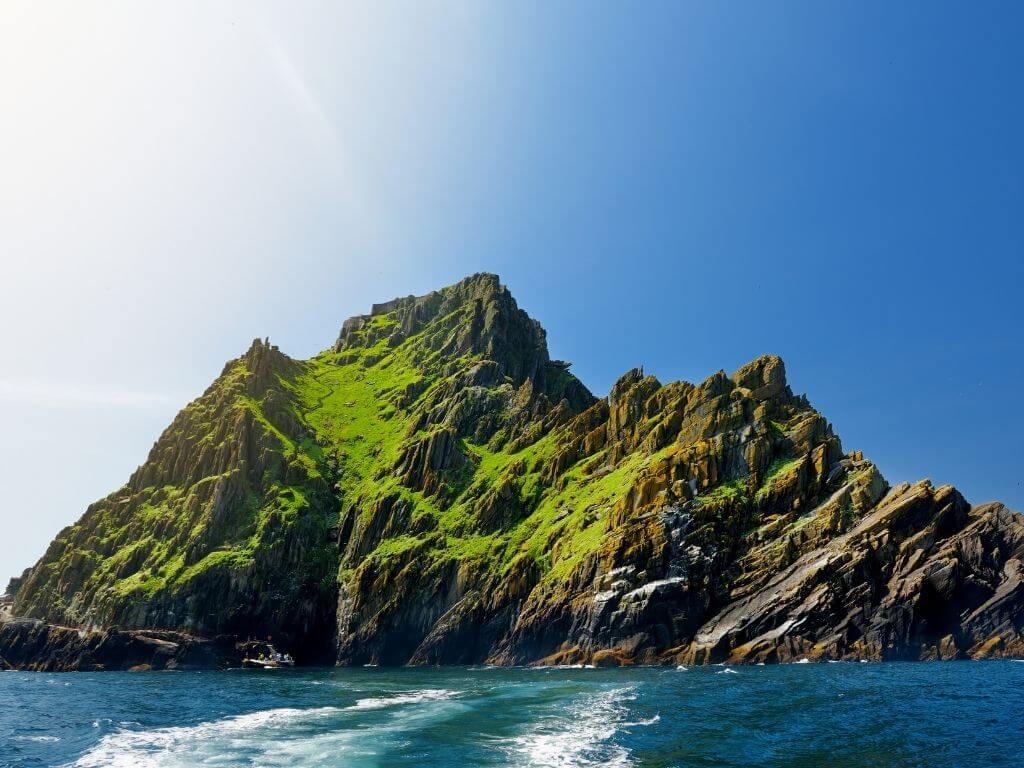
[{"x1": 4, "y1": 273, "x2": 1023, "y2": 669}]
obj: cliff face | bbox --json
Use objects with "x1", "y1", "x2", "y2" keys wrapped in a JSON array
[
  {"x1": 7, "y1": 273, "x2": 1024, "y2": 667},
  {"x1": 11, "y1": 340, "x2": 339, "y2": 659}
]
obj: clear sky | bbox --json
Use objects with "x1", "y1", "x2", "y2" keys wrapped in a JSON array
[{"x1": 1, "y1": 2, "x2": 1021, "y2": 580}]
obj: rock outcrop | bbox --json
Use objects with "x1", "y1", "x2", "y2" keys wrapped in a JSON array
[
  {"x1": 676, "y1": 490, "x2": 1024, "y2": 664},
  {"x1": 0, "y1": 619, "x2": 240, "y2": 671},
  {"x1": 4, "y1": 273, "x2": 1022, "y2": 669}
]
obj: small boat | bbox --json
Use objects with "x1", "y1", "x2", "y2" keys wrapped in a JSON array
[
  {"x1": 242, "y1": 657, "x2": 294, "y2": 669},
  {"x1": 242, "y1": 649, "x2": 295, "y2": 669}
]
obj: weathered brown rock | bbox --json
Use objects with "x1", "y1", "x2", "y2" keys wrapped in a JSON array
[{"x1": 672, "y1": 490, "x2": 1024, "y2": 664}]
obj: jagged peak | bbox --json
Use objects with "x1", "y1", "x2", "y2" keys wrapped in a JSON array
[
  {"x1": 335, "y1": 273, "x2": 517, "y2": 351},
  {"x1": 242, "y1": 336, "x2": 284, "y2": 362},
  {"x1": 609, "y1": 367, "x2": 659, "y2": 406},
  {"x1": 368, "y1": 272, "x2": 502, "y2": 318},
  {"x1": 730, "y1": 354, "x2": 790, "y2": 402},
  {"x1": 607, "y1": 354, "x2": 792, "y2": 407},
  {"x1": 202, "y1": 337, "x2": 299, "y2": 403},
  {"x1": 220, "y1": 337, "x2": 285, "y2": 371},
  {"x1": 332, "y1": 274, "x2": 562, "y2": 387}
]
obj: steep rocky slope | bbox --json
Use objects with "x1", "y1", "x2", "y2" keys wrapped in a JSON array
[
  {"x1": 6, "y1": 273, "x2": 1024, "y2": 667},
  {"x1": 10, "y1": 340, "x2": 339, "y2": 658}
]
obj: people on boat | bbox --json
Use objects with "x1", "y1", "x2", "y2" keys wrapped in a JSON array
[{"x1": 244, "y1": 643, "x2": 294, "y2": 667}]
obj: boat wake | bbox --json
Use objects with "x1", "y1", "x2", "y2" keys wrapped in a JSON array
[
  {"x1": 67, "y1": 690, "x2": 464, "y2": 768},
  {"x1": 345, "y1": 688, "x2": 458, "y2": 710},
  {"x1": 67, "y1": 707, "x2": 346, "y2": 767},
  {"x1": 498, "y1": 686, "x2": 657, "y2": 768}
]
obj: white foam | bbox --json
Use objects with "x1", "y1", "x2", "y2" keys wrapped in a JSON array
[
  {"x1": 68, "y1": 690, "x2": 469, "y2": 768},
  {"x1": 68, "y1": 707, "x2": 345, "y2": 768},
  {"x1": 499, "y1": 687, "x2": 655, "y2": 768},
  {"x1": 346, "y1": 688, "x2": 457, "y2": 710},
  {"x1": 716, "y1": 668, "x2": 738, "y2": 675},
  {"x1": 675, "y1": 665, "x2": 688, "y2": 671},
  {"x1": 623, "y1": 714, "x2": 660, "y2": 727},
  {"x1": 795, "y1": 658, "x2": 811, "y2": 664}
]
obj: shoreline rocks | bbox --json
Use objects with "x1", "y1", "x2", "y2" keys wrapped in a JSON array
[{"x1": 0, "y1": 619, "x2": 241, "y2": 672}]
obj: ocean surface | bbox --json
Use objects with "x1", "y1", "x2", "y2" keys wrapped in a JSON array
[{"x1": 2, "y1": 661, "x2": 1023, "y2": 767}]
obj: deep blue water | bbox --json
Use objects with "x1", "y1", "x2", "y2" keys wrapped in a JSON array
[{"x1": 2, "y1": 661, "x2": 1024, "y2": 767}]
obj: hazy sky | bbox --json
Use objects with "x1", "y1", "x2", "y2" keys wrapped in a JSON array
[{"x1": 1, "y1": 2, "x2": 1022, "y2": 580}]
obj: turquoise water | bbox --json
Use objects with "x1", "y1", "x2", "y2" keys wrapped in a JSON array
[{"x1": 2, "y1": 662, "x2": 1023, "y2": 767}]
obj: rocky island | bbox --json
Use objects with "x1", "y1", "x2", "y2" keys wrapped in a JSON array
[{"x1": 3, "y1": 273, "x2": 1023, "y2": 670}]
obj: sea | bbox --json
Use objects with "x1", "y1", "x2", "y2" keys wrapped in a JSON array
[{"x1": 2, "y1": 661, "x2": 1023, "y2": 767}]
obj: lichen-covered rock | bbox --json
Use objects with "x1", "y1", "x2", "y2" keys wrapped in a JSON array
[
  {"x1": 5, "y1": 273, "x2": 1023, "y2": 670},
  {"x1": 394, "y1": 427, "x2": 468, "y2": 499},
  {"x1": 673, "y1": 490, "x2": 1024, "y2": 664}
]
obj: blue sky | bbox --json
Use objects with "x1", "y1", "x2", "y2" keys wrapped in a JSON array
[{"x1": 1, "y1": 2, "x2": 1021, "y2": 578}]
